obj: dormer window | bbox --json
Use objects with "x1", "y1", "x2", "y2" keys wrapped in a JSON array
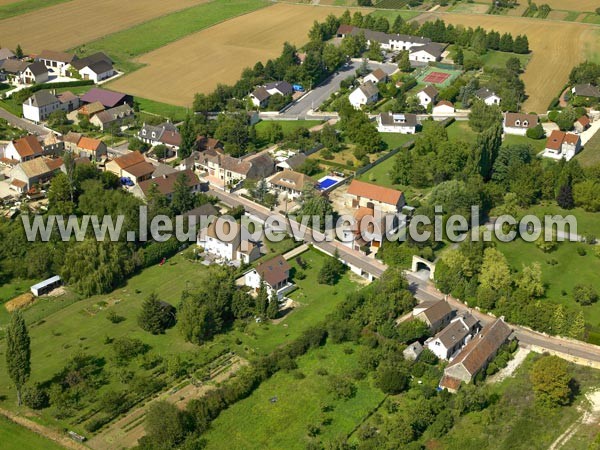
[
  {"x1": 523, "y1": 120, "x2": 529, "y2": 127},
  {"x1": 515, "y1": 120, "x2": 520, "y2": 126},
  {"x1": 151, "y1": 132, "x2": 156, "y2": 138},
  {"x1": 142, "y1": 130, "x2": 146, "y2": 136}
]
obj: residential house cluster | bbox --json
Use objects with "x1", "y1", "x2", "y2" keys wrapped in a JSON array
[
  {"x1": 336, "y1": 25, "x2": 447, "y2": 62},
  {"x1": 36, "y1": 50, "x2": 116, "y2": 82},
  {"x1": 409, "y1": 300, "x2": 513, "y2": 392}
]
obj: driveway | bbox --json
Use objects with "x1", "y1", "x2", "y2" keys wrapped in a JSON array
[{"x1": 281, "y1": 60, "x2": 398, "y2": 118}]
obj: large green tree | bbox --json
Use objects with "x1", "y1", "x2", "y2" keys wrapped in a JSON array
[
  {"x1": 179, "y1": 114, "x2": 197, "y2": 159},
  {"x1": 6, "y1": 310, "x2": 31, "y2": 405},
  {"x1": 530, "y1": 355, "x2": 572, "y2": 407}
]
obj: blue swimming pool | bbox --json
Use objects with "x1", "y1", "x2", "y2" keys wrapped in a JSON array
[{"x1": 317, "y1": 176, "x2": 342, "y2": 190}]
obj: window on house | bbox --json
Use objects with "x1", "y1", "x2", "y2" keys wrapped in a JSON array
[{"x1": 515, "y1": 120, "x2": 520, "y2": 126}]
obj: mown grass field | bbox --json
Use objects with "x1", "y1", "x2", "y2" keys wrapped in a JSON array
[
  {"x1": 576, "y1": 129, "x2": 600, "y2": 167},
  {"x1": 497, "y1": 239, "x2": 600, "y2": 326},
  {"x1": 516, "y1": 202, "x2": 600, "y2": 237},
  {"x1": 0, "y1": 416, "x2": 64, "y2": 450},
  {"x1": 369, "y1": 9, "x2": 423, "y2": 22},
  {"x1": 0, "y1": 0, "x2": 209, "y2": 52},
  {"x1": 108, "y1": 3, "x2": 367, "y2": 106},
  {"x1": 203, "y1": 343, "x2": 385, "y2": 449},
  {"x1": 76, "y1": 0, "x2": 269, "y2": 71}
]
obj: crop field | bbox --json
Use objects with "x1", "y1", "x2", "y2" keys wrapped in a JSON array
[
  {"x1": 108, "y1": 3, "x2": 366, "y2": 107},
  {"x1": 412, "y1": 11, "x2": 600, "y2": 113},
  {"x1": 0, "y1": 0, "x2": 209, "y2": 52},
  {"x1": 540, "y1": 0, "x2": 599, "y2": 12}
]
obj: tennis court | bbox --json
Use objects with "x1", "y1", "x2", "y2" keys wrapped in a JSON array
[
  {"x1": 415, "y1": 66, "x2": 462, "y2": 88},
  {"x1": 423, "y1": 71, "x2": 450, "y2": 83}
]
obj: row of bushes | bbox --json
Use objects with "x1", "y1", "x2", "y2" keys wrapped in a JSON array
[{"x1": 10, "y1": 80, "x2": 94, "y2": 103}]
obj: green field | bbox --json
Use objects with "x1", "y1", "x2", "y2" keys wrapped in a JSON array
[
  {"x1": 203, "y1": 343, "x2": 385, "y2": 449},
  {"x1": 481, "y1": 50, "x2": 532, "y2": 70},
  {"x1": 74, "y1": 0, "x2": 269, "y2": 71},
  {"x1": 497, "y1": 239, "x2": 600, "y2": 325},
  {"x1": 0, "y1": 416, "x2": 65, "y2": 450},
  {"x1": 0, "y1": 0, "x2": 70, "y2": 21},
  {"x1": 254, "y1": 120, "x2": 323, "y2": 148},
  {"x1": 576, "y1": 129, "x2": 600, "y2": 167},
  {"x1": 516, "y1": 202, "x2": 600, "y2": 237},
  {"x1": 446, "y1": 120, "x2": 478, "y2": 144},
  {"x1": 380, "y1": 131, "x2": 415, "y2": 150},
  {"x1": 582, "y1": 13, "x2": 600, "y2": 25},
  {"x1": 134, "y1": 96, "x2": 188, "y2": 122}
]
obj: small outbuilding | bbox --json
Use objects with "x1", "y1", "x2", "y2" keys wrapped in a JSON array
[{"x1": 31, "y1": 275, "x2": 62, "y2": 296}]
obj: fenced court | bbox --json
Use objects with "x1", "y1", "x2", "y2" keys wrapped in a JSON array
[{"x1": 414, "y1": 65, "x2": 462, "y2": 88}]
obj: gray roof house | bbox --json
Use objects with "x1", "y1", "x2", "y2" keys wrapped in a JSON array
[
  {"x1": 572, "y1": 83, "x2": 600, "y2": 98},
  {"x1": 0, "y1": 48, "x2": 15, "y2": 61}
]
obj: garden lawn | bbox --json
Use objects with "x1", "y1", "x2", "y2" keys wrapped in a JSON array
[
  {"x1": 480, "y1": 50, "x2": 531, "y2": 70},
  {"x1": 76, "y1": 0, "x2": 269, "y2": 70},
  {"x1": 516, "y1": 202, "x2": 600, "y2": 237},
  {"x1": 226, "y1": 249, "x2": 361, "y2": 355},
  {"x1": 380, "y1": 132, "x2": 414, "y2": 150},
  {"x1": 134, "y1": 97, "x2": 188, "y2": 122},
  {"x1": 0, "y1": 416, "x2": 65, "y2": 450},
  {"x1": 502, "y1": 133, "x2": 547, "y2": 153},
  {"x1": 440, "y1": 352, "x2": 600, "y2": 450},
  {"x1": 576, "y1": 128, "x2": 600, "y2": 167},
  {"x1": 254, "y1": 120, "x2": 323, "y2": 147},
  {"x1": 203, "y1": 343, "x2": 385, "y2": 450},
  {"x1": 446, "y1": 120, "x2": 478, "y2": 144},
  {"x1": 496, "y1": 239, "x2": 600, "y2": 327}
]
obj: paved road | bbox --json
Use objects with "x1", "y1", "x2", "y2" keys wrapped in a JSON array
[
  {"x1": 212, "y1": 187, "x2": 600, "y2": 364},
  {"x1": 0, "y1": 106, "x2": 49, "y2": 135},
  {"x1": 282, "y1": 60, "x2": 398, "y2": 118}
]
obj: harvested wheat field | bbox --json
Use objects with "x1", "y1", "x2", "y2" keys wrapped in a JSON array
[
  {"x1": 414, "y1": 12, "x2": 600, "y2": 113},
  {"x1": 541, "y1": 0, "x2": 599, "y2": 12},
  {"x1": 108, "y1": 3, "x2": 366, "y2": 106},
  {"x1": 0, "y1": 0, "x2": 209, "y2": 53}
]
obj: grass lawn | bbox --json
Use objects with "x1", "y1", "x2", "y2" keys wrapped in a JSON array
[
  {"x1": 514, "y1": 202, "x2": 600, "y2": 237},
  {"x1": 254, "y1": 120, "x2": 323, "y2": 149},
  {"x1": 582, "y1": 13, "x2": 600, "y2": 25},
  {"x1": 0, "y1": 416, "x2": 64, "y2": 450},
  {"x1": 225, "y1": 249, "x2": 362, "y2": 355},
  {"x1": 134, "y1": 96, "x2": 188, "y2": 122},
  {"x1": 440, "y1": 352, "x2": 600, "y2": 449},
  {"x1": 380, "y1": 132, "x2": 415, "y2": 150},
  {"x1": 497, "y1": 239, "x2": 600, "y2": 327},
  {"x1": 576, "y1": 128, "x2": 600, "y2": 167},
  {"x1": 74, "y1": 0, "x2": 269, "y2": 70},
  {"x1": 480, "y1": 50, "x2": 531, "y2": 70},
  {"x1": 203, "y1": 343, "x2": 385, "y2": 449},
  {"x1": 446, "y1": 120, "x2": 478, "y2": 144},
  {"x1": 0, "y1": 98, "x2": 22, "y2": 116},
  {"x1": 0, "y1": 0, "x2": 69, "y2": 21},
  {"x1": 0, "y1": 277, "x2": 41, "y2": 304},
  {"x1": 502, "y1": 133, "x2": 547, "y2": 153}
]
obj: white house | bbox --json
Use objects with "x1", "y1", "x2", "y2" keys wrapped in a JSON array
[
  {"x1": 432, "y1": 100, "x2": 455, "y2": 117},
  {"x1": 425, "y1": 313, "x2": 480, "y2": 360},
  {"x1": 4, "y1": 135, "x2": 44, "y2": 162},
  {"x1": 542, "y1": 130, "x2": 582, "y2": 161},
  {"x1": 416, "y1": 85, "x2": 438, "y2": 108},
  {"x1": 475, "y1": 88, "x2": 501, "y2": 106},
  {"x1": 22, "y1": 90, "x2": 62, "y2": 123},
  {"x1": 363, "y1": 68, "x2": 387, "y2": 85},
  {"x1": 349, "y1": 81, "x2": 379, "y2": 109},
  {"x1": 267, "y1": 169, "x2": 315, "y2": 199},
  {"x1": 409, "y1": 43, "x2": 447, "y2": 62},
  {"x1": 243, "y1": 255, "x2": 294, "y2": 300},
  {"x1": 503, "y1": 112, "x2": 539, "y2": 136},
  {"x1": 20, "y1": 62, "x2": 49, "y2": 84},
  {"x1": 376, "y1": 112, "x2": 417, "y2": 134},
  {"x1": 36, "y1": 50, "x2": 78, "y2": 76},
  {"x1": 70, "y1": 52, "x2": 115, "y2": 82},
  {"x1": 198, "y1": 217, "x2": 260, "y2": 264},
  {"x1": 338, "y1": 26, "x2": 432, "y2": 52}
]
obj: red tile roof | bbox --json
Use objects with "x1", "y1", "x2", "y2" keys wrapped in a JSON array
[
  {"x1": 78, "y1": 136, "x2": 103, "y2": 152},
  {"x1": 112, "y1": 151, "x2": 145, "y2": 169},
  {"x1": 13, "y1": 135, "x2": 43, "y2": 158},
  {"x1": 347, "y1": 180, "x2": 403, "y2": 206}
]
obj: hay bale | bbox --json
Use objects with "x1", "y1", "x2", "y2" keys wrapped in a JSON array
[{"x1": 5, "y1": 292, "x2": 36, "y2": 312}]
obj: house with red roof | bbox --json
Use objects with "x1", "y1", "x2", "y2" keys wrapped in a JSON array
[
  {"x1": 542, "y1": 130, "x2": 582, "y2": 161},
  {"x1": 4, "y1": 135, "x2": 44, "y2": 162},
  {"x1": 346, "y1": 179, "x2": 405, "y2": 214}
]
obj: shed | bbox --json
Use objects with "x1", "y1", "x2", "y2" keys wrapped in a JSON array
[{"x1": 31, "y1": 275, "x2": 61, "y2": 296}]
